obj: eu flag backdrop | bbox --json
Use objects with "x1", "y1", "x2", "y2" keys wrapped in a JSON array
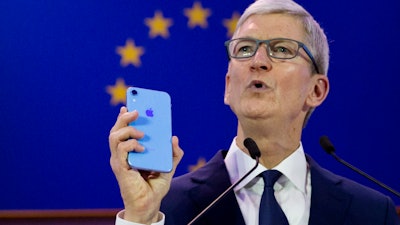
[{"x1": 1, "y1": 0, "x2": 399, "y2": 210}]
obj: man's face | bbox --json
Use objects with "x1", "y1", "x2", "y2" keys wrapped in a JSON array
[{"x1": 224, "y1": 13, "x2": 325, "y2": 128}]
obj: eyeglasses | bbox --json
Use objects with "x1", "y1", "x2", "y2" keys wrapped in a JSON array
[{"x1": 224, "y1": 37, "x2": 320, "y2": 74}]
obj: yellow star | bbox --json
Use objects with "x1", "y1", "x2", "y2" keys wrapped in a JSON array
[
  {"x1": 145, "y1": 11, "x2": 173, "y2": 38},
  {"x1": 184, "y1": 2, "x2": 211, "y2": 29},
  {"x1": 223, "y1": 12, "x2": 240, "y2": 38},
  {"x1": 106, "y1": 78, "x2": 129, "y2": 105},
  {"x1": 188, "y1": 157, "x2": 207, "y2": 172},
  {"x1": 116, "y1": 39, "x2": 144, "y2": 67}
]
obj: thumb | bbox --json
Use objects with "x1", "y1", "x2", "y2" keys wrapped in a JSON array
[{"x1": 171, "y1": 136, "x2": 184, "y2": 173}]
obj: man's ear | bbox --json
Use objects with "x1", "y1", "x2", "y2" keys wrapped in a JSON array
[
  {"x1": 306, "y1": 75, "x2": 329, "y2": 107},
  {"x1": 224, "y1": 73, "x2": 231, "y2": 105}
]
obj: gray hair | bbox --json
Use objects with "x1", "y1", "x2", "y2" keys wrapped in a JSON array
[{"x1": 234, "y1": 0, "x2": 329, "y2": 76}]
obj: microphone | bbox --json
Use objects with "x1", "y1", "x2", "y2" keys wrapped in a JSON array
[
  {"x1": 244, "y1": 137, "x2": 262, "y2": 159},
  {"x1": 319, "y1": 135, "x2": 400, "y2": 198},
  {"x1": 187, "y1": 137, "x2": 261, "y2": 225}
]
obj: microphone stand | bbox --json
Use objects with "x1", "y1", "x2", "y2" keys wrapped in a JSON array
[
  {"x1": 330, "y1": 151, "x2": 400, "y2": 198},
  {"x1": 320, "y1": 135, "x2": 400, "y2": 198}
]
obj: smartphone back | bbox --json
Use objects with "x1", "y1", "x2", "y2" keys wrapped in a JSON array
[{"x1": 126, "y1": 87, "x2": 172, "y2": 172}]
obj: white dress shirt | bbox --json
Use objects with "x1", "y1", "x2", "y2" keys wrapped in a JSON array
[
  {"x1": 116, "y1": 211, "x2": 164, "y2": 225},
  {"x1": 224, "y1": 138, "x2": 311, "y2": 225},
  {"x1": 115, "y1": 138, "x2": 311, "y2": 225}
]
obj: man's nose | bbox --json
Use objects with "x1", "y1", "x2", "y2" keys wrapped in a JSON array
[{"x1": 250, "y1": 44, "x2": 272, "y2": 71}]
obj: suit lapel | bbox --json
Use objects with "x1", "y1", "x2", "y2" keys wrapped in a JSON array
[
  {"x1": 188, "y1": 150, "x2": 245, "y2": 225},
  {"x1": 306, "y1": 155, "x2": 352, "y2": 225},
  {"x1": 187, "y1": 152, "x2": 355, "y2": 225}
]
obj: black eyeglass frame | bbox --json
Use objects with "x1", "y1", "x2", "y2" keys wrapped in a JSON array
[{"x1": 224, "y1": 37, "x2": 320, "y2": 74}]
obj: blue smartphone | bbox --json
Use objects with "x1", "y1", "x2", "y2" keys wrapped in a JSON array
[{"x1": 126, "y1": 87, "x2": 173, "y2": 172}]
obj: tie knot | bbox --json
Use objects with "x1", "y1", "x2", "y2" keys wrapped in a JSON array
[{"x1": 261, "y1": 170, "x2": 282, "y2": 187}]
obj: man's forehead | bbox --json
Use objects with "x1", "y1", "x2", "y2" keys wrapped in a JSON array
[{"x1": 234, "y1": 14, "x2": 305, "y2": 42}]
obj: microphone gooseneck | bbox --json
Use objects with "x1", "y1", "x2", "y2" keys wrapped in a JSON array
[
  {"x1": 187, "y1": 137, "x2": 261, "y2": 225},
  {"x1": 319, "y1": 135, "x2": 400, "y2": 198}
]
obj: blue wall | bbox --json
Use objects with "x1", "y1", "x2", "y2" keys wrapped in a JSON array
[{"x1": 1, "y1": 0, "x2": 399, "y2": 210}]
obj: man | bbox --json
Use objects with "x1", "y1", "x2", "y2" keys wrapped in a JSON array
[{"x1": 109, "y1": 0, "x2": 400, "y2": 224}]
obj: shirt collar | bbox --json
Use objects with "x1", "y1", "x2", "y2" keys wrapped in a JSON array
[{"x1": 224, "y1": 137, "x2": 308, "y2": 194}]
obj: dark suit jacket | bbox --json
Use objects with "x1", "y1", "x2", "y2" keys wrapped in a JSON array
[{"x1": 161, "y1": 150, "x2": 399, "y2": 225}]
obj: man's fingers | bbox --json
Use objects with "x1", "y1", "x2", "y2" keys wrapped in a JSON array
[
  {"x1": 110, "y1": 107, "x2": 138, "y2": 133},
  {"x1": 109, "y1": 122, "x2": 144, "y2": 155},
  {"x1": 117, "y1": 138, "x2": 145, "y2": 157}
]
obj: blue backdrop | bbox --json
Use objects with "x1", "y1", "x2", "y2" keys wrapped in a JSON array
[{"x1": 1, "y1": 0, "x2": 399, "y2": 210}]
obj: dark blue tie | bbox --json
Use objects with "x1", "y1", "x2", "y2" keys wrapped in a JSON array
[{"x1": 259, "y1": 170, "x2": 289, "y2": 225}]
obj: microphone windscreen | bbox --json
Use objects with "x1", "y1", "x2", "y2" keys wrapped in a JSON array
[
  {"x1": 243, "y1": 138, "x2": 261, "y2": 159},
  {"x1": 319, "y1": 135, "x2": 335, "y2": 154}
]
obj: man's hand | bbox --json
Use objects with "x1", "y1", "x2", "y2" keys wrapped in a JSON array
[{"x1": 109, "y1": 106, "x2": 184, "y2": 224}]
